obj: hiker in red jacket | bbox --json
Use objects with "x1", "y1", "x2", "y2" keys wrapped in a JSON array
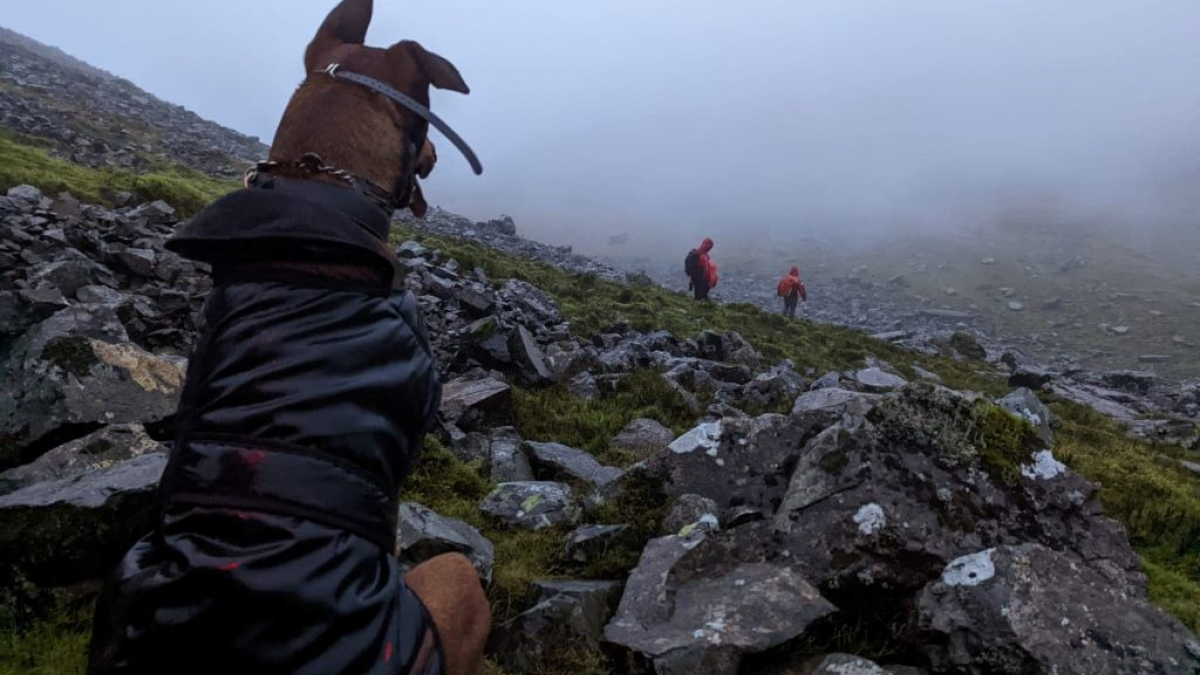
[
  {"x1": 685, "y1": 238, "x2": 718, "y2": 301},
  {"x1": 777, "y1": 266, "x2": 806, "y2": 319}
]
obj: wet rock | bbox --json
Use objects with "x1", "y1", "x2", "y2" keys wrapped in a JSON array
[
  {"x1": 1007, "y1": 301, "x2": 1024, "y2": 311},
  {"x1": 491, "y1": 579, "x2": 621, "y2": 673},
  {"x1": 1050, "y1": 383, "x2": 1139, "y2": 421},
  {"x1": 696, "y1": 329, "x2": 762, "y2": 367},
  {"x1": 480, "y1": 481, "x2": 579, "y2": 530},
  {"x1": 611, "y1": 417, "x2": 676, "y2": 456},
  {"x1": 0, "y1": 453, "x2": 166, "y2": 589},
  {"x1": 853, "y1": 367, "x2": 907, "y2": 393},
  {"x1": 567, "y1": 371, "x2": 602, "y2": 400},
  {"x1": 662, "y1": 493, "x2": 720, "y2": 536},
  {"x1": 0, "y1": 306, "x2": 185, "y2": 470},
  {"x1": 508, "y1": 324, "x2": 552, "y2": 384},
  {"x1": 605, "y1": 531, "x2": 835, "y2": 675},
  {"x1": 0, "y1": 423, "x2": 163, "y2": 492},
  {"x1": 997, "y1": 388, "x2": 1054, "y2": 445},
  {"x1": 480, "y1": 427, "x2": 532, "y2": 484},
  {"x1": 1101, "y1": 370, "x2": 1156, "y2": 395},
  {"x1": 949, "y1": 332, "x2": 987, "y2": 360},
  {"x1": 811, "y1": 372, "x2": 842, "y2": 390},
  {"x1": 114, "y1": 247, "x2": 157, "y2": 277},
  {"x1": 524, "y1": 441, "x2": 624, "y2": 490},
  {"x1": 1008, "y1": 364, "x2": 1052, "y2": 389},
  {"x1": 643, "y1": 415, "x2": 806, "y2": 519},
  {"x1": 563, "y1": 524, "x2": 633, "y2": 563},
  {"x1": 440, "y1": 375, "x2": 513, "y2": 432},
  {"x1": 396, "y1": 502, "x2": 494, "y2": 582},
  {"x1": 918, "y1": 544, "x2": 1200, "y2": 675},
  {"x1": 396, "y1": 240, "x2": 428, "y2": 259},
  {"x1": 772, "y1": 384, "x2": 1143, "y2": 599},
  {"x1": 6, "y1": 184, "x2": 44, "y2": 203},
  {"x1": 800, "y1": 654, "x2": 902, "y2": 675}
]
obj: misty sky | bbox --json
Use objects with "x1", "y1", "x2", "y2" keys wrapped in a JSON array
[{"x1": 6, "y1": 1, "x2": 1200, "y2": 250}]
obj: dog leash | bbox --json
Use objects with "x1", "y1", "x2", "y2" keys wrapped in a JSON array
[{"x1": 317, "y1": 63, "x2": 483, "y2": 176}]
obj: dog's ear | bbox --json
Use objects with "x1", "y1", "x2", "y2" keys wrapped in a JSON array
[
  {"x1": 397, "y1": 40, "x2": 470, "y2": 94},
  {"x1": 409, "y1": 182, "x2": 429, "y2": 219},
  {"x1": 415, "y1": 139, "x2": 437, "y2": 179},
  {"x1": 305, "y1": 0, "x2": 374, "y2": 73}
]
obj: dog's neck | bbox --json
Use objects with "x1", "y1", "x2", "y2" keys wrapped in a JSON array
[{"x1": 268, "y1": 84, "x2": 410, "y2": 198}]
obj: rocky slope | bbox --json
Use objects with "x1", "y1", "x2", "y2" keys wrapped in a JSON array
[
  {"x1": 0, "y1": 26, "x2": 267, "y2": 177},
  {"x1": 2, "y1": 183, "x2": 1199, "y2": 674}
]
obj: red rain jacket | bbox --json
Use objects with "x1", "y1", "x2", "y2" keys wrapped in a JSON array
[{"x1": 777, "y1": 267, "x2": 806, "y2": 301}]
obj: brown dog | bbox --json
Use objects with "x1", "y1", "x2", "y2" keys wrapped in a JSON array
[
  {"x1": 270, "y1": 0, "x2": 467, "y2": 218},
  {"x1": 276, "y1": 3, "x2": 493, "y2": 672}
]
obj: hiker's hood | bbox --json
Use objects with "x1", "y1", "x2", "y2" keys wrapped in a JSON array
[{"x1": 699, "y1": 238, "x2": 714, "y2": 254}]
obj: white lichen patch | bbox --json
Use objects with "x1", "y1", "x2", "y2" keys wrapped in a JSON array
[
  {"x1": 943, "y1": 549, "x2": 997, "y2": 587},
  {"x1": 853, "y1": 503, "x2": 886, "y2": 535},
  {"x1": 1021, "y1": 450, "x2": 1066, "y2": 481},
  {"x1": 669, "y1": 421, "x2": 723, "y2": 455}
]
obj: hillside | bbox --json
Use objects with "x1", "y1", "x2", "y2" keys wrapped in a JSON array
[
  {"x1": 1, "y1": 27, "x2": 1200, "y2": 675},
  {"x1": 0, "y1": 25, "x2": 266, "y2": 179}
]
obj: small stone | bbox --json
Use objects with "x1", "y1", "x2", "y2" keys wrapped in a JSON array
[
  {"x1": 1008, "y1": 301, "x2": 1024, "y2": 311},
  {"x1": 480, "y1": 481, "x2": 579, "y2": 531}
]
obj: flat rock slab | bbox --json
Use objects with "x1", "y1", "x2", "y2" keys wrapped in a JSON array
[
  {"x1": 440, "y1": 376, "x2": 513, "y2": 431},
  {"x1": 524, "y1": 441, "x2": 624, "y2": 489},
  {"x1": 397, "y1": 502, "x2": 494, "y2": 582},
  {"x1": 611, "y1": 417, "x2": 676, "y2": 454},
  {"x1": 0, "y1": 423, "x2": 164, "y2": 492},
  {"x1": 606, "y1": 532, "x2": 835, "y2": 675},
  {"x1": 564, "y1": 523, "x2": 633, "y2": 563},
  {"x1": 480, "y1": 481, "x2": 579, "y2": 530},
  {"x1": 0, "y1": 453, "x2": 166, "y2": 587},
  {"x1": 919, "y1": 544, "x2": 1200, "y2": 675},
  {"x1": 491, "y1": 579, "x2": 622, "y2": 673},
  {"x1": 853, "y1": 368, "x2": 907, "y2": 393}
]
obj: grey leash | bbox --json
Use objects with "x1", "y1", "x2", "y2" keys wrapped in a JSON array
[{"x1": 318, "y1": 63, "x2": 483, "y2": 176}]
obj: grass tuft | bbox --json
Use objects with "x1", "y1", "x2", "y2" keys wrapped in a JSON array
[{"x1": 0, "y1": 133, "x2": 236, "y2": 216}]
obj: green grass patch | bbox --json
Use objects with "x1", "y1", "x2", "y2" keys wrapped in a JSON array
[
  {"x1": 0, "y1": 133, "x2": 236, "y2": 217},
  {"x1": 0, "y1": 607, "x2": 89, "y2": 675},
  {"x1": 1052, "y1": 399, "x2": 1200, "y2": 631},
  {"x1": 514, "y1": 370, "x2": 697, "y2": 467}
]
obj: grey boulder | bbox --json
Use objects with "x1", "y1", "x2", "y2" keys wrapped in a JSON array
[
  {"x1": 396, "y1": 502, "x2": 494, "y2": 582},
  {"x1": 0, "y1": 453, "x2": 166, "y2": 589},
  {"x1": 918, "y1": 544, "x2": 1200, "y2": 675},
  {"x1": 605, "y1": 530, "x2": 835, "y2": 675},
  {"x1": 480, "y1": 481, "x2": 579, "y2": 530},
  {"x1": 524, "y1": 440, "x2": 624, "y2": 490},
  {"x1": 490, "y1": 579, "x2": 622, "y2": 673}
]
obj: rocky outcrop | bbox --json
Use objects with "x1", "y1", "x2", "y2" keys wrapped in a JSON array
[
  {"x1": 491, "y1": 580, "x2": 622, "y2": 673},
  {"x1": 605, "y1": 530, "x2": 836, "y2": 675},
  {"x1": 397, "y1": 502, "x2": 495, "y2": 582},
  {"x1": 480, "y1": 481, "x2": 580, "y2": 531},
  {"x1": 0, "y1": 453, "x2": 166, "y2": 591},
  {"x1": 0, "y1": 35, "x2": 265, "y2": 177},
  {"x1": 918, "y1": 544, "x2": 1200, "y2": 674}
]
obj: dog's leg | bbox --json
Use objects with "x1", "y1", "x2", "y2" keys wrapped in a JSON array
[{"x1": 404, "y1": 553, "x2": 491, "y2": 675}]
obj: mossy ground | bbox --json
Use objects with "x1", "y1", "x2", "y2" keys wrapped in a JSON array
[{"x1": 0, "y1": 133, "x2": 236, "y2": 217}]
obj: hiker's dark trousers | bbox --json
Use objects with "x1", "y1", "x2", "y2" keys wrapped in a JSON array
[
  {"x1": 783, "y1": 294, "x2": 798, "y2": 319},
  {"x1": 692, "y1": 279, "x2": 710, "y2": 301}
]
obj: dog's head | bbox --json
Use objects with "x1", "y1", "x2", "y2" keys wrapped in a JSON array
[{"x1": 269, "y1": 0, "x2": 468, "y2": 217}]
